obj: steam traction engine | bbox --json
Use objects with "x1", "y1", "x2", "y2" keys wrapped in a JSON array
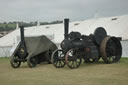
[
  {"x1": 10, "y1": 26, "x2": 57, "y2": 68},
  {"x1": 51, "y1": 19, "x2": 122, "y2": 69}
]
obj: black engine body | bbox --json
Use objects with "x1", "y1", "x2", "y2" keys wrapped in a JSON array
[{"x1": 61, "y1": 31, "x2": 99, "y2": 59}]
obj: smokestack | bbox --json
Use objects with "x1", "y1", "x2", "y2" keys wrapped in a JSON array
[
  {"x1": 64, "y1": 18, "x2": 69, "y2": 39},
  {"x1": 20, "y1": 26, "x2": 25, "y2": 42}
]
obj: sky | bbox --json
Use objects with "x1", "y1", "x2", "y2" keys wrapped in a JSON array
[{"x1": 0, "y1": 0, "x2": 128, "y2": 22}]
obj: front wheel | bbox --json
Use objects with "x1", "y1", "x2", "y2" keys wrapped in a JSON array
[
  {"x1": 27, "y1": 56, "x2": 37, "y2": 68},
  {"x1": 10, "y1": 56, "x2": 21, "y2": 68},
  {"x1": 51, "y1": 49, "x2": 66, "y2": 68},
  {"x1": 65, "y1": 49, "x2": 82, "y2": 69}
]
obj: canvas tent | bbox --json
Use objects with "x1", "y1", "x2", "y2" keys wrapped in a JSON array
[{"x1": 0, "y1": 15, "x2": 128, "y2": 57}]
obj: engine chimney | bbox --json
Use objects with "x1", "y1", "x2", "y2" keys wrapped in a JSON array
[
  {"x1": 20, "y1": 26, "x2": 25, "y2": 43},
  {"x1": 64, "y1": 18, "x2": 69, "y2": 39}
]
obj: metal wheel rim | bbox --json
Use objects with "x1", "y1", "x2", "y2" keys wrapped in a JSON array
[
  {"x1": 51, "y1": 49, "x2": 66, "y2": 68},
  {"x1": 65, "y1": 49, "x2": 82, "y2": 69},
  {"x1": 10, "y1": 56, "x2": 21, "y2": 68},
  {"x1": 100, "y1": 37, "x2": 122, "y2": 63}
]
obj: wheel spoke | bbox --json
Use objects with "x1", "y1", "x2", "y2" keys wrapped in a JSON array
[
  {"x1": 59, "y1": 61, "x2": 61, "y2": 67},
  {"x1": 72, "y1": 61, "x2": 74, "y2": 68}
]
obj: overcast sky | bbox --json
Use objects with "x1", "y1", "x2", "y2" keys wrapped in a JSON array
[{"x1": 0, "y1": 0, "x2": 128, "y2": 22}]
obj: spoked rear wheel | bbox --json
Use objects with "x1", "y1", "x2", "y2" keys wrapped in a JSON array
[
  {"x1": 51, "y1": 49, "x2": 66, "y2": 68},
  {"x1": 65, "y1": 49, "x2": 82, "y2": 69},
  {"x1": 100, "y1": 37, "x2": 122, "y2": 63},
  {"x1": 10, "y1": 56, "x2": 21, "y2": 68}
]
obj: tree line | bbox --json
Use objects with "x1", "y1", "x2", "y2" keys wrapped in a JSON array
[{"x1": 0, "y1": 20, "x2": 63, "y2": 31}]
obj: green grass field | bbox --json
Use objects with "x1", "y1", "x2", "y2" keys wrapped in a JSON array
[{"x1": 0, "y1": 57, "x2": 128, "y2": 85}]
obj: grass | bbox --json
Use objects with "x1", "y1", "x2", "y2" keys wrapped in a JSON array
[{"x1": 0, "y1": 57, "x2": 128, "y2": 85}]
